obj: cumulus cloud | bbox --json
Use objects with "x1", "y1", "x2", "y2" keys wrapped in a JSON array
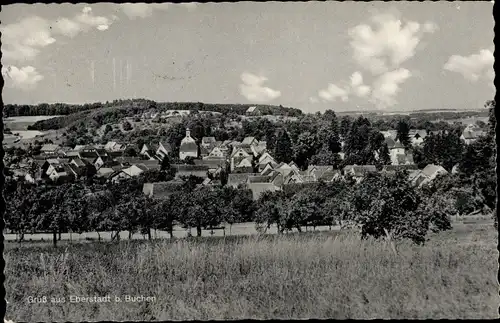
[
  {"x1": 317, "y1": 71, "x2": 371, "y2": 103},
  {"x1": 443, "y1": 49, "x2": 494, "y2": 82},
  {"x1": 120, "y1": 3, "x2": 170, "y2": 19},
  {"x1": 370, "y1": 68, "x2": 411, "y2": 109},
  {"x1": 2, "y1": 65, "x2": 44, "y2": 90},
  {"x1": 1, "y1": 7, "x2": 116, "y2": 61},
  {"x1": 348, "y1": 13, "x2": 437, "y2": 75},
  {"x1": 318, "y1": 84, "x2": 350, "y2": 102},
  {"x1": 239, "y1": 72, "x2": 281, "y2": 103}
]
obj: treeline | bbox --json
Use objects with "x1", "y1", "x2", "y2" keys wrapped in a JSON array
[
  {"x1": 4, "y1": 166, "x2": 493, "y2": 247},
  {"x1": 13, "y1": 99, "x2": 302, "y2": 129}
]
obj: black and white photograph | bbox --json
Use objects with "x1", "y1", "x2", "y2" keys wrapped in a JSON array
[{"x1": 0, "y1": 1, "x2": 497, "y2": 321}]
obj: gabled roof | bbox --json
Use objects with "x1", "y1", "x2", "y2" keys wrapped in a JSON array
[
  {"x1": 40, "y1": 144, "x2": 60, "y2": 152},
  {"x1": 384, "y1": 137, "x2": 396, "y2": 149},
  {"x1": 116, "y1": 157, "x2": 143, "y2": 165},
  {"x1": 97, "y1": 167, "x2": 115, "y2": 177},
  {"x1": 242, "y1": 137, "x2": 257, "y2": 145},
  {"x1": 246, "y1": 106, "x2": 257, "y2": 113},
  {"x1": 173, "y1": 164, "x2": 209, "y2": 172},
  {"x1": 122, "y1": 165, "x2": 145, "y2": 177},
  {"x1": 70, "y1": 157, "x2": 86, "y2": 167},
  {"x1": 227, "y1": 173, "x2": 259, "y2": 187},
  {"x1": 195, "y1": 158, "x2": 226, "y2": 169},
  {"x1": 317, "y1": 169, "x2": 341, "y2": 181},
  {"x1": 382, "y1": 164, "x2": 418, "y2": 172},
  {"x1": 73, "y1": 145, "x2": 85, "y2": 151},
  {"x1": 391, "y1": 140, "x2": 404, "y2": 149}
]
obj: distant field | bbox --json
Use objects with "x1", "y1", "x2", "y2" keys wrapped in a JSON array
[
  {"x1": 5, "y1": 222, "x2": 497, "y2": 321},
  {"x1": 4, "y1": 222, "x2": 340, "y2": 244}
]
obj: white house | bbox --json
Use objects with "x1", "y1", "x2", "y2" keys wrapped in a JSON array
[{"x1": 179, "y1": 128, "x2": 198, "y2": 160}]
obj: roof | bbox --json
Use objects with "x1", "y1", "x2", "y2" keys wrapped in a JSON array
[
  {"x1": 227, "y1": 173, "x2": 260, "y2": 187},
  {"x1": 248, "y1": 182, "x2": 280, "y2": 200},
  {"x1": 195, "y1": 158, "x2": 226, "y2": 169},
  {"x1": 40, "y1": 144, "x2": 60, "y2": 152},
  {"x1": 180, "y1": 141, "x2": 198, "y2": 152},
  {"x1": 422, "y1": 164, "x2": 448, "y2": 178},
  {"x1": 138, "y1": 160, "x2": 161, "y2": 169},
  {"x1": 79, "y1": 151, "x2": 99, "y2": 159},
  {"x1": 122, "y1": 165, "x2": 145, "y2": 177},
  {"x1": 73, "y1": 145, "x2": 85, "y2": 151},
  {"x1": 158, "y1": 141, "x2": 172, "y2": 152},
  {"x1": 391, "y1": 140, "x2": 404, "y2": 149},
  {"x1": 317, "y1": 169, "x2": 341, "y2": 181},
  {"x1": 247, "y1": 175, "x2": 272, "y2": 183},
  {"x1": 143, "y1": 181, "x2": 185, "y2": 199},
  {"x1": 173, "y1": 164, "x2": 209, "y2": 172},
  {"x1": 97, "y1": 167, "x2": 114, "y2": 177},
  {"x1": 70, "y1": 157, "x2": 86, "y2": 167},
  {"x1": 344, "y1": 165, "x2": 377, "y2": 176},
  {"x1": 242, "y1": 137, "x2": 257, "y2": 145},
  {"x1": 246, "y1": 106, "x2": 257, "y2": 113},
  {"x1": 384, "y1": 137, "x2": 396, "y2": 149}
]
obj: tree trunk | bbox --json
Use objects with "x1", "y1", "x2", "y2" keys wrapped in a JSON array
[
  {"x1": 154, "y1": 228, "x2": 157, "y2": 239},
  {"x1": 129, "y1": 231, "x2": 132, "y2": 240},
  {"x1": 169, "y1": 227, "x2": 174, "y2": 239},
  {"x1": 296, "y1": 225, "x2": 302, "y2": 233},
  {"x1": 97, "y1": 231, "x2": 101, "y2": 241},
  {"x1": 52, "y1": 231, "x2": 57, "y2": 248},
  {"x1": 196, "y1": 226, "x2": 202, "y2": 237},
  {"x1": 147, "y1": 229, "x2": 152, "y2": 240},
  {"x1": 58, "y1": 231, "x2": 62, "y2": 241},
  {"x1": 229, "y1": 223, "x2": 232, "y2": 236},
  {"x1": 277, "y1": 224, "x2": 280, "y2": 234}
]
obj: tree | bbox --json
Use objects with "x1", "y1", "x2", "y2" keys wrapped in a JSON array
[
  {"x1": 395, "y1": 120, "x2": 411, "y2": 149},
  {"x1": 123, "y1": 146, "x2": 138, "y2": 157},
  {"x1": 104, "y1": 124, "x2": 113, "y2": 134},
  {"x1": 254, "y1": 191, "x2": 288, "y2": 234},
  {"x1": 293, "y1": 131, "x2": 320, "y2": 169},
  {"x1": 344, "y1": 171, "x2": 450, "y2": 244},
  {"x1": 378, "y1": 143, "x2": 391, "y2": 166},
  {"x1": 310, "y1": 148, "x2": 342, "y2": 168},
  {"x1": 122, "y1": 120, "x2": 132, "y2": 131},
  {"x1": 274, "y1": 129, "x2": 293, "y2": 163},
  {"x1": 339, "y1": 116, "x2": 352, "y2": 140}
]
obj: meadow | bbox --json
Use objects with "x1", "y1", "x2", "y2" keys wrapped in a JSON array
[{"x1": 4, "y1": 221, "x2": 498, "y2": 321}]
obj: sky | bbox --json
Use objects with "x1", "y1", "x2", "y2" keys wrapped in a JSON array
[{"x1": 0, "y1": 2, "x2": 495, "y2": 113}]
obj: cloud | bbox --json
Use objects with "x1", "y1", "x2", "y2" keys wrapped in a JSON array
[
  {"x1": 120, "y1": 3, "x2": 170, "y2": 19},
  {"x1": 239, "y1": 72, "x2": 281, "y2": 103},
  {"x1": 348, "y1": 13, "x2": 437, "y2": 75},
  {"x1": 350, "y1": 71, "x2": 363, "y2": 87},
  {"x1": 443, "y1": 49, "x2": 494, "y2": 82},
  {"x1": 318, "y1": 84, "x2": 350, "y2": 102},
  {"x1": 2, "y1": 65, "x2": 44, "y2": 90},
  {"x1": 354, "y1": 85, "x2": 371, "y2": 98},
  {"x1": 180, "y1": 3, "x2": 198, "y2": 11},
  {"x1": 370, "y1": 68, "x2": 411, "y2": 109},
  {"x1": 1, "y1": 7, "x2": 116, "y2": 61},
  {"x1": 309, "y1": 96, "x2": 319, "y2": 104}
]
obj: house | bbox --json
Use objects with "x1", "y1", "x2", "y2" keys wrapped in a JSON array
[
  {"x1": 246, "y1": 173, "x2": 283, "y2": 200},
  {"x1": 104, "y1": 141, "x2": 126, "y2": 152},
  {"x1": 196, "y1": 157, "x2": 227, "y2": 174},
  {"x1": 307, "y1": 165, "x2": 334, "y2": 178},
  {"x1": 246, "y1": 106, "x2": 262, "y2": 116},
  {"x1": 409, "y1": 129, "x2": 428, "y2": 146},
  {"x1": 343, "y1": 165, "x2": 377, "y2": 183},
  {"x1": 389, "y1": 140, "x2": 406, "y2": 165},
  {"x1": 241, "y1": 136, "x2": 259, "y2": 147},
  {"x1": 411, "y1": 164, "x2": 448, "y2": 187},
  {"x1": 317, "y1": 169, "x2": 342, "y2": 182},
  {"x1": 172, "y1": 164, "x2": 209, "y2": 179},
  {"x1": 227, "y1": 173, "x2": 260, "y2": 189},
  {"x1": 110, "y1": 165, "x2": 145, "y2": 183},
  {"x1": 274, "y1": 162, "x2": 297, "y2": 177},
  {"x1": 208, "y1": 146, "x2": 227, "y2": 158},
  {"x1": 47, "y1": 163, "x2": 76, "y2": 183},
  {"x1": 40, "y1": 144, "x2": 61, "y2": 156},
  {"x1": 143, "y1": 181, "x2": 185, "y2": 199},
  {"x1": 257, "y1": 152, "x2": 278, "y2": 171},
  {"x1": 156, "y1": 141, "x2": 172, "y2": 159},
  {"x1": 96, "y1": 167, "x2": 115, "y2": 179},
  {"x1": 137, "y1": 159, "x2": 161, "y2": 171},
  {"x1": 115, "y1": 156, "x2": 143, "y2": 167},
  {"x1": 179, "y1": 128, "x2": 199, "y2": 160},
  {"x1": 283, "y1": 171, "x2": 316, "y2": 184},
  {"x1": 381, "y1": 130, "x2": 397, "y2": 139},
  {"x1": 381, "y1": 164, "x2": 419, "y2": 173},
  {"x1": 200, "y1": 146, "x2": 211, "y2": 158},
  {"x1": 201, "y1": 136, "x2": 216, "y2": 149},
  {"x1": 260, "y1": 162, "x2": 276, "y2": 176},
  {"x1": 233, "y1": 157, "x2": 253, "y2": 173},
  {"x1": 384, "y1": 137, "x2": 396, "y2": 149},
  {"x1": 230, "y1": 147, "x2": 253, "y2": 172},
  {"x1": 460, "y1": 125, "x2": 486, "y2": 145},
  {"x1": 94, "y1": 155, "x2": 118, "y2": 170}
]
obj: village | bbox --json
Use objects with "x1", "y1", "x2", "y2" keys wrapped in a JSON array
[{"x1": 5, "y1": 105, "x2": 488, "y2": 203}]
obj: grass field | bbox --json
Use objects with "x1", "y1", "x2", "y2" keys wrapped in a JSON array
[{"x1": 4, "y1": 223, "x2": 498, "y2": 321}]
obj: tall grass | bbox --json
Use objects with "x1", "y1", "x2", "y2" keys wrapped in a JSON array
[{"x1": 5, "y1": 226, "x2": 498, "y2": 321}]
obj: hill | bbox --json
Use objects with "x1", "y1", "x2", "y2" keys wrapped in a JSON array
[{"x1": 22, "y1": 100, "x2": 302, "y2": 131}]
